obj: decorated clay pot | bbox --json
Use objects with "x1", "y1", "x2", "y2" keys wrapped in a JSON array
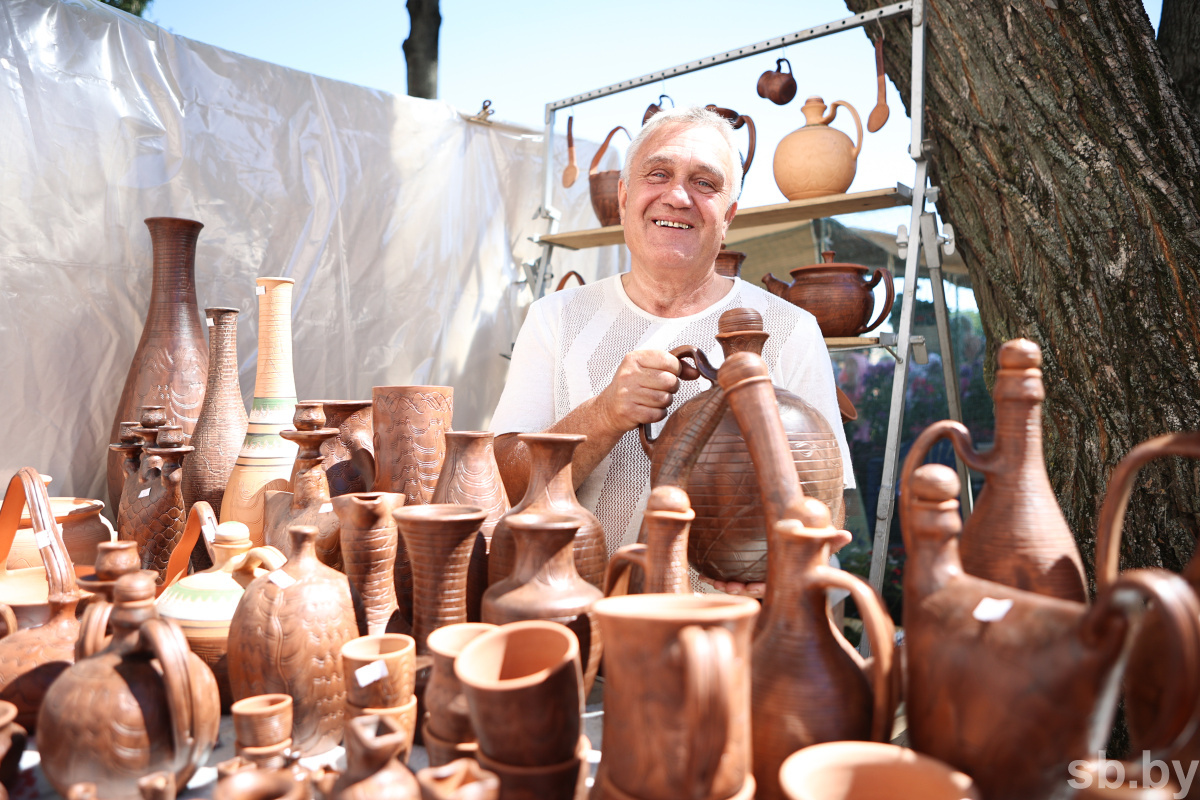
[
  {"x1": 320, "y1": 400, "x2": 376, "y2": 497},
  {"x1": 330, "y1": 715, "x2": 420, "y2": 800},
  {"x1": 7, "y1": 484, "x2": 113, "y2": 572},
  {"x1": 773, "y1": 97, "x2": 863, "y2": 200},
  {"x1": 372, "y1": 386, "x2": 453, "y2": 506},
  {"x1": 118, "y1": 425, "x2": 194, "y2": 584},
  {"x1": 341, "y1": 634, "x2": 416, "y2": 710},
  {"x1": 423, "y1": 623, "x2": 494, "y2": 764},
  {"x1": 762, "y1": 251, "x2": 895, "y2": 337},
  {"x1": 335, "y1": 493, "x2": 404, "y2": 635}
]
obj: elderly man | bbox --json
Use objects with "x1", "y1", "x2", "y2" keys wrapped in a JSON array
[{"x1": 490, "y1": 105, "x2": 853, "y2": 593}]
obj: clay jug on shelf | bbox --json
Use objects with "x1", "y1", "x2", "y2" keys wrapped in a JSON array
[
  {"x1": 334, "y1": 492, "x2": 404, "y2": 636},
  {"x1": 604, "y1": 485, "x2": 693, "y2": 596},
  {"x1": 37, "y1": 572, "x2": 220, "y2": 800},
  {"x1": 773, "y1": 97, "x2": 863, "y2": 200},
  {"x1": 641, "y1": 309, "x2": 843, "y2": 583},
  {"x1": 106, "y1": 218, "x2": 209, "y2": 512},
  {"x1": 228, "y1": 525, "x2": 358, "y2": 756},
  {"x1": 184, "y1": 307, "x2": 248, "y2": 521},
  {"x1": 487, "y1": 433, "x2": 606, "y2": 591},
  {"x1": 899, "y1": 456, "x2": 1200, "y2": 800},
  {"x1": 589, "y1": 126, "x2": 631, "y2": 227},
  {"x1": 222, "y1": 278, "x2": 300, "y2": 545},
  {"x1": 120, "y1": 425, "x2": 194, "y2": 584},
  {"x1": 904, "y1": 338, "x2": 1087, "y2": 602},
  {"x1": 320, "y1": 400, "x2": 376, "y2": 497},
  {"x1": 762, "y1": 250, "x2": 895, "y2": 337},
  {"x1": 263, "y1": 424, "x2": 341, "y2": 566},
  {"x1": 481, "y1": 512, "x2": 603, "y2": 695},
  {"x1": 0, "y1": 467, "x2": 81, "y2": 629},
  {"x1": 331, "y1": 715, "x2": 420, "y2": 800}
]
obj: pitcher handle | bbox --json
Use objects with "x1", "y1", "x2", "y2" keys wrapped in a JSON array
[
  {"x1": 858, "y1": 268, "x2": 895, "y2": 335},
  {"x1": 638, "y1": 345, "x2": 715, "y2": 458},
  {"x1": 812, "y1": 564, "x2": 896, "y2": 742},
  {"x1": 230, "y1": 546, "x2": 288, "y2": 589},
  {"x1": 603, "y1": 544, "x2": 648, "y2": 597},
  {"x1": 161, "y1": 502, "x2": 217, "y2": 594},
  {"x1": 680, "y1": 625, "x2": 734, "y2": 800},
  {"x1": 899, "y1": 420, "x2": 991, "y2": 543},
  {"x1": 0, "y1": 604, "x2": 16, "y2": 639},
  {"x1": 0, "y1": 467, "x2": 78, "y2": 597},
  {"x1": 589, "y1": 126, "x2": 631, "y2": 176},
  {"x1": 75, "y1": 598, "x2": 114, "y2": 659},
  {"x1": 736, "y1": 115, "x2": 755, "y2": 177},
  {"x1": 831, "y1": 100, "x2": 864, "y2": 159},
  {"x1": 1094, "y1": 432, "x2": 1200, "y2": 590},
  {"x1": 138, "y1": 618, "x2": 197, "y2": 768}
]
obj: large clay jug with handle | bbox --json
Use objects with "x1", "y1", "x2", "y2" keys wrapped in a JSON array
[
  {"x1": 589, "y1": 126, "x2": 631, "y2": 227},
  {"x1": 773, "y1": 97, "x2": 863, "y2": 200}
]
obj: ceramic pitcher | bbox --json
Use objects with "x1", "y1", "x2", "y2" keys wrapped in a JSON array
[{"x1": 773, "y1": 97, "x2": 863, "y2": 199}]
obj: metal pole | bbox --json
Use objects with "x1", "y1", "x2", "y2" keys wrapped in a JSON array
[{"x1": 532, "y1": 107, "x2": 561, "y2": 301}]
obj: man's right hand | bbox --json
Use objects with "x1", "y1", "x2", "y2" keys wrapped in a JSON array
[{"x1": 596, "y1": 349, "x2": 699, "y2": 433}]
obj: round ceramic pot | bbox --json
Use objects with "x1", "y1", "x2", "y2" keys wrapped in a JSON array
[
  {"x1": 9, "y1": 496, "x2": 114, "y2": 570},
  {"x1": 778, "y1": 742, "x2": 980, "y2": 800}
]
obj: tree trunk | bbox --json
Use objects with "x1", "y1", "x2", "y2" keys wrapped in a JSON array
[
  {"x1": 403, "y1": 0, "x2": 440, "y2": 100},
  {"x1": 843, "y1": 0, "x2": 1200, "y2": 580},
  {"x1": 1158, "y1": 0, "x2": 1200, "y2": 124}
]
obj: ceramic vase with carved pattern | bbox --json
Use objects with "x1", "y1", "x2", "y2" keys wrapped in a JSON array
[
  {"x1": 321, "y1": 401, "x2": 375, "y2": 497},
  {"x1": 119, "y1": 426, "x2": 194, "y2": 585},
  {"x1": 334, "y1": 492, "x2": 404, "y2": 636}
]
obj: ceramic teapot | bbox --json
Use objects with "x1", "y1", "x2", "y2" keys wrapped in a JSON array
[
  {"x1": 762, "y1": 251, "x2": 895, "y2": 337},
  {"x1": 773, "y1": 96, "x2": 863, "y2": 200}
]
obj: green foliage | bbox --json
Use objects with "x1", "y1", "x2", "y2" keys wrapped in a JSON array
[{"x1": 99, "y1": 0, "x2": 152, "y2": 17}]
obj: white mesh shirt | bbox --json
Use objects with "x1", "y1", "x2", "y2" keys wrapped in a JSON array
[{"x1": 490, "y1": 274, "x2": 854, "y2": 557}]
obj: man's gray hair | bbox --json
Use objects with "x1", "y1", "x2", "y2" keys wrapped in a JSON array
[{"x1": 619, "y1": 105, "x2": 744, "y2": 201}]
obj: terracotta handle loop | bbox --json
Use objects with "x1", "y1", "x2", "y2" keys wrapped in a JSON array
[
  {"x1": 0, "y1": 467, "x2": 78, "y2": 596},
  {"x1": 555, "y1": 271, "x2": 586, "y2": 291},
  {"x1": 777, "y1": 57, "x2": 792, "y2": 74},
  {"x1": 76, "y1": 599, "x2": 114, "y2": 660},
  {"x1": 812, "y1": 564, "x2": 896, "y2": 742},
  {"x1": 231, "y1": 546, "x2": 288, "y2": 588},
  {"x1": 589, "y1": 126, "x2": 631, "y2": 176},
  {"x1": 0, "y1": 604, "x2": 16, "y2": 639},
  {"x1": 680, "y1": 625, "x2": 733, "y2": 800},
  {"x1": 858, "y1": 268, "x2": 895, "y2": 335},
  {"x1": 1086, "y1": 568, "x2": 1200, "y2": 754},
  {"x1": 1094, "y1": 432, "x2": 1200, "y2": 590},
  {"x1": 831, "y1": 101, "x2": 864, "y2": 159},
  {"x1": 603, "y1": 544, "x2": 648, "y2": 596},
  {"x1": 899, "y1": 420, "x2": 989, "y2": 544},
  {"x1": 139, "y1": 617, "x2": 197, "y2": 768},
  {"x1": 736, "y1": 115, "x2": 755, "y2": 178},
  {"x1": 161, "y1": 502, "x2": 216, "y2": 593},
  {"x1": 638, "y1": 345, "x2": 717, "y2": 456}
]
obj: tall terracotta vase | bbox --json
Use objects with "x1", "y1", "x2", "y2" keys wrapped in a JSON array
[
  {"x1": 119, "y1": 425, "x2": 194, "y2": 585},
  {"x1": 604, "y1": 485, "x2": 693, "y2": 596},
  {"x1": 334, "y1": 492, "x2": 404, "y2": 636},
  {"x1": 263, "y1": 425, "x2": 340, "y2": 566},
  {"x1": 372, "y1": 386, "x2": 453, "y2": 506},
  {"x1": 487, "y1": 433, "x2": 606, "y2": 591},
  {"x1": 106, "y1": 218, "x2": 209, "y2": 512},
  {"x1": 183, "y1": 308, "x2": 248, "y2": 520},
  {"x1": 320, "y1": 401, "x2": 375, "y2": 497},
  {"x1": 222, "y1": 278, "x2": 299, "y2": 545},
  {"x1": 431, "y1": 432, "x2": 510, "y2": 622}
]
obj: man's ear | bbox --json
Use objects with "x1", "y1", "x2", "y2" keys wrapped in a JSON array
[
  {"x1": 721, "y1": 200, "x2": 738, "y2": 239},
  {"x1": 617, "y1": 178, "x2": 627, "y2": 225}
]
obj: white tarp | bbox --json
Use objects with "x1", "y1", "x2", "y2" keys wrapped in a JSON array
[{"x1": 0, "y1": 0, "x2": 624, "y2": 503}]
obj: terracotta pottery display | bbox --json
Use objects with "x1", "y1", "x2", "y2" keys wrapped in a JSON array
[
  {"x1": 481, "y1": 513, "x2": 602, "y2": 694},
  {"x1": 184, "y1": 307, "x2": 249, "y2": 521},
  {"x1": 8, "y1": 493, "x2": 113, "y2": 571},
  {"x1": 372, "y1": 385, "x2": 454, "y2": 506},
  {"x1": 588, "y1": 126, "x2": 631, "y2": 227},
  {"x1": 416, "y1": 759, "x2": 499, "y2": 800},
  {"x1": 331, "y1": 715, "x2": 420, "y2": 800},
  {"x1": 899, "y1": 458, "x2": 1200, "y2": 800},
  {"x1": 642, "y1": 310, "x2": 843, "y2": 582},
  {"x1": 336, "y1": 494, "x2": 405, "y2": 635},
  {"x1": 474, "y1": 734, "x2": 589, "y2": 800},
  {"x1": 222, "y1": 277, "x2": 300, "y2": 544},
  {"x1": 751, "y1": 508, "x2": 896, "y2": 800},
  {"x1": 762, "y1": 251, "x2": 895, "y2": 337},
  {"x1": 320, "y1": 400, "x2": 376, "y2": 497},
  {"x1": 604, "y1": 485, "x2": 693, "y2": 596},
  {"x1": 228, "y1": 525, "x2": 359, "y2": 756},
  {"x1": 714, "y1": 246, "x2": 747, "y2": 279},
  {"x1": 778, "y1": 742, "x2": 981, "y2": 800},
  {"x1": 38, "y1": 572, "x2": 220, "y2": 800},
  {"x1": 424, "y1": 623, "x2": 495, "y2": 765},
  {"x1": 757, "y1": 57, "x2": 797, "y2": 105},
  {"x1": 264, "y1": 425, "x2": 341, "y2": 566},
  {"x1": 773, "y1": 97, "x2": 863, "y2": 200},
  {"x1": 431, "y1": 432, "x2": 510, "y2": 623},
  {"x1": 591, "y1": 593, "x2": 759, "y2": 800},
  {"x1": 106, "y1": 217, "x2": 209, "y2": 512},
  {"x1": 905, "y1": 339, "x2": 1087, "y2": 602},
  {"x1": 454, "y1": 620, "x2": 583, "y2": 768},
  {"x1": 0, "y1": 467, "x2": 81, "y2": 629},
  {"x1": 0, "y1": 700, "x2": 26, "y2": 794},
  {"x1": 120, "y1": 425, "x2": 195, "y2": 584},
  {"x1": 487, "y1": 433, "x2": 606, "y2": 591},
  {"x1": 156, "y1": 508, "x2": 286, "y2": 709}
]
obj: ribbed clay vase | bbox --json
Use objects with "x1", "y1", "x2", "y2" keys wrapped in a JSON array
[
  {"x1": 263, "y1": 425, "x2": 341, "y2": 567},
  {"x1": 228, "y1": 526, "x2": 359, "y2": 756},
  {"x1": 430, "y1": 432, "x2": 510, "y2": 623},
  {"x1": 334, "y1": 492, "x2": 404, "y2": 636},
  {"x1": 320, "y1": 401, "x2": 376, "y2": 497},
  {"x1": 106, "y1": 218, "x2": 209, "y2": 512},
  {"x1": 118, "y1": 426, "x2": 194, "y2": 585},
  {"x1": 183, "y1": 308, "x2": 248, "y2": 521},
  {"x1": 222, "y1": 278, "x2": 299, "y2": 546},
  {"x1": 487, "y1": 433, "x2": 606, "y2": 591},
  {"x1": 372, "y1": 386, "x2": 453, "y2": 506}
]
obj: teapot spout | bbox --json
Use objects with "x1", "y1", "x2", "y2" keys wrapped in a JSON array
[{"x1": 761, "y1": 273, "x2": 789, "y2": 297}]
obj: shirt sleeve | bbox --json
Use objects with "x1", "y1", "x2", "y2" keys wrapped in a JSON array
[{"x1": 489, "y1": 297, "x2": 559, "y2": 435}]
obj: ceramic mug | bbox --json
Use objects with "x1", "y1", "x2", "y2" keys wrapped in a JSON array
[
  {"x1": 230, "y1": 694, "x2": 293, "y2": 749},
  {"x1": 341, "y1": 633, "x2": 416, "y2": 708}
]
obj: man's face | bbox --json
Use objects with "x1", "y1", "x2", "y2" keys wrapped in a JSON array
[{"x1": 618, "y1": 123, "x2": 738, "y2": 277}]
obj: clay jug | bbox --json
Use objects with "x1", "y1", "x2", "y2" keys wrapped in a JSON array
[
  {"x1": 773, "y1": 97, "x2": 863, "y2": 200},
  {"x1": 331, "y1": 715, "x2": 420, "y2": 800},
  {"x1": 38, "y1": 572, "x2": 220, "y2": 800},
  {"x1": 591, "y1": 593, "x2": 759, "y2": 800},
  {"x1": 589, "y1": 126, "x2": 631, "y2": 227},
  {"x1": 106, "y1": 218, "x2": 209, "y2": 511},
  {"x1": 750, "y1": 506, "x2": 896, "y2": 800},
  {"x1": 156, "y1": 506, "x2": 286, "y2": 709},
  {"x1": 642, "y1": 309, "x2": 844, "y2": 583},
  {"x1": 604, "y1": 485, "x2": 693, "y2": 596},
  {"x1": 762, "y1": 251, "x2": 895, "y2": 337},
  {"x1": 423, "y1": 623, "x2": 494, "y2": 762},
  {"x1": 431, "y1": 432, "x2": 510, "y2": 623},
  {"x1": 481, "y1": 513, "x2": 603, "y2": 694},
  {"x1": 0, "y1": 467, "x2": 81, "y2": 629},
  {"x1": 228, "y1": 525, "x2": 359, "y2": 756},
  {"x1": 757, "y1": 57, "x2": 797, "y2": 105},
  {"x1": 120, "y1": 425, "x2": 195, "y2": 584},
  {"x1": 778, "y1": 742, "x2": 981, "y2": 800},
  {"x1": 184, "y1": 307, "x2": 249, "y2": 521},
  {"x1": 222, "y1": 277, "x2": 300, "y2": 544},
  {"x1": 0, "y1": 594, "x2": 76, "y2": 732},
  {"x1": 904, "y1": 339, "x2": 1087, "y2": 602},
  {"x1": 321, "y1": 400, "x2": 376, "y2": 497},
  {"x1": 264, "y1": 425, "x2": 341, "y2": 566},
  {"x1": 714, "y1": 246, "x2": 747, "y2": 279},
  {"x1": 372, "y1": 385, "x2": 453, "y2": 506},
  {"x1": 8, "y1": 493, "x2": 113, "y2": 572},
  {"x1": 899, "y1": 456, "x2": 1200, "y2": 800},
  {"x1": 487, "y1": 433, "x2": 606, "y2": 590},
  {"x1": 334, "y1": 492, "x2": 404, "y2": 635}
]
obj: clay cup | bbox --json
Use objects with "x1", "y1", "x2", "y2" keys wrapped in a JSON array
[{"x1": 341, "y1": 633, "x2": 416, "y2": 708}]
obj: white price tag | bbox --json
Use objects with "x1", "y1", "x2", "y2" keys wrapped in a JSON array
[
  {"x1": 269, "y1": 571, "x2": 297, "y2": 589},
  {"x1": 138, "y1": 487, "x2": 151, "y2": 499},
  {"x1": 255, "y1": 285, "x2": 266, "y2": 295},
  {"x1": 972, "y1": 597, "x2": 1014, "y2": 622},
  {"x1": 35, "y1": 530, "x2": 53, "y2": 548},
  {"x1": 354, "y1": 659, "x2": 389, "y2": 687},
  {"x1": 319, "y1": 503, "x2": 333, "y2": 514},
  {"x1": 206, "y1": 317, "x2": 214, "y2": 327}
]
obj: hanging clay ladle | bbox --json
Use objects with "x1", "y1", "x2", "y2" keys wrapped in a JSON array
[
  {"x1": 867, "y1": 38, "x2": 890, "y2": 132},
  {"x1": 642, "y1": 94, "x2": 674, "y2": 125},
  {"x1": 562, "y1": 116, "x2": 578, "y2": 189},
  {"x1": 757, "y1": 58, "x2": 797, "y2": 106}
]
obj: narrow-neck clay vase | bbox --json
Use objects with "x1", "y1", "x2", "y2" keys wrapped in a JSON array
[
  {"x1": 122, "y1": 426, "x2": 194, "y2": 584},
  {"x1": 320, "y1": 400, "x2": 375, "y2": 497},
  {"x1": 604, "y1": 485, "x2": 693, "y2": 596},
  {"x1": 372, "y1": 386, "x2": 453, "y2": 506},
  {"x1": 487, "y1": 433, "x2": 606, "y2": 591},
  {"x1": 334, "y1": 492, "x2": 404, "y2": 636},
  {"x1": 263, "y1": 425, "x2": 341, "y2": 567},
  {"x1": 106, "y1": 218, "x2": 209, "y2": 512},
  {"x1": 222, "y1": 278, "x2": 299, "y2": 545},
  {"x1": 183, "y1": 307, "x2": 248, "y2": 521}
]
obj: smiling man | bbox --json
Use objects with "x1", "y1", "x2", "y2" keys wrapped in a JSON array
[{"x1": 490, "y1": 105, "x2": 852, "y2": 593}]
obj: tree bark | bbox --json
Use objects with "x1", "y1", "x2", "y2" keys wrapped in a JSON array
[
  {"x1": 403, "y1": 0, "x2": 440, "y2": 100},
  {"x1": 843, "y1": 0, "x2": 1200, "y2": 580},
  {"x1": 1158, "y1": 0, "x2": 1200, "y2": 124}
]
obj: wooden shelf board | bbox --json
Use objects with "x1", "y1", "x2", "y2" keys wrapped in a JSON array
[
  {"x1": 537, "y1": 185, "x2": 913, "y2": 250},
  {"x1": 825, "y1": 337, "x2": 881, "y2": 349}
]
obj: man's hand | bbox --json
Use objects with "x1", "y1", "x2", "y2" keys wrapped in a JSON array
[{"x1": 595, "y1": 349, "x2": 699, "y2": 433}]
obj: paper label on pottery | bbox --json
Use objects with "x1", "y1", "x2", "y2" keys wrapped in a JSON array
[
  {"x1": 355, "y1": 659, "x2": 389, "y2": 687},
  {"x1": 269, "y1": 571, "x2": 297, "y2": 589},
  {"x1": 319, "y1": 503, "x2": 333, "y2": 514},
  {"x1": 972, "y1": 597, "x2": 1014, "y2": 622},
  {"x1": 138, "y1": 487, "x2": 151, "y2": 499},
  {"x1": 255, "y1": 285, "x2": 266, "y2": 295},
  {"x1": 206, "y1": 317, "x2": 214, "y2": 327},
  {"x1": 35, "y1": 530, "x2": 53, "y2": 548}
]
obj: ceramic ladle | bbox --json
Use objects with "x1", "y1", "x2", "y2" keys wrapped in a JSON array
[
  {"x1": 562, "y1": 116, "x2": 578, "y2": 188},
  {"x1": 867, "y1": 37, "x2": 890, "y2": 132}
]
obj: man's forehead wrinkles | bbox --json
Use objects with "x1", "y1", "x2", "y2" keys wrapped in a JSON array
[{"x1": 639, "y1": 153, "x2": 728, "y2": 182}]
